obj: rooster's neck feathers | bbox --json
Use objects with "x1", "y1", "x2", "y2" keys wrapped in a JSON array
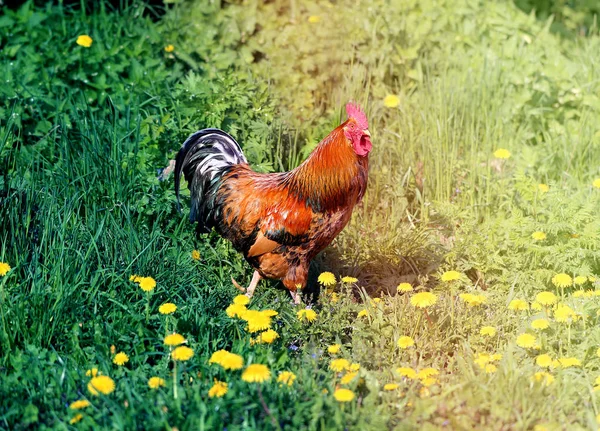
[{"x1": 284, "y1": 124, "x2": 368, "y2": 211}]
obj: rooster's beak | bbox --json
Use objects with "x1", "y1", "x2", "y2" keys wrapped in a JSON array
[{"x1": 363, "y1": 130, "x2": 371, "y2": 137}]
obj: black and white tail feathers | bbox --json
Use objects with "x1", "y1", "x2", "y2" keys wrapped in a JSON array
[{"x1": 174, "y1": 128, "x2": 247, "y2": 231}]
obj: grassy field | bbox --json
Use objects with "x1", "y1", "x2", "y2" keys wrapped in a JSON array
[{"x1": 1, "y1": 0, "x2": 600, "y2": 429}]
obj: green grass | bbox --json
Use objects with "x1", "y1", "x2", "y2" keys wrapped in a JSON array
[{"x1": 2, "y1": 0, "x2": 600, "y2": 429}]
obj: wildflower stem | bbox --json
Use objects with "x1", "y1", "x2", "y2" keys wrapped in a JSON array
[
  {"x1": 173, "y1": 359, "x2": 178, "y2": 399},
  {"x1": 411, "y1": 311, "x2": 422, "y2": 339},
  {"x1": 257, "y1": 385, "x2": 280, "y2": 429},
  {"x1": 423, "y1": 309, "x2": 433, "y2": 326},
  {"x1": 0, "y1": 279, "x2": 8, "y2": 347},
  {"x1": 145, "y1": 292, "x2": 150, "y2": 324},
  {"x1": 450, "y1": 293, "x2": 455, "y2": 328}
]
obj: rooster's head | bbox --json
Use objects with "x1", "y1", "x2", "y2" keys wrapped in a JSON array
[{"x1": 344, "y1": 103, "x2": 371, "y2": 157}]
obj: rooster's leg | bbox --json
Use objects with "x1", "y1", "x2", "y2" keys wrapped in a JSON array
[
  {"x1": 290, "y1": 290, "x2": 301, "y2": 305},
  {"x1": 231, "y1": 271, "x2": 262, "y2": 298},
  {"x1": 245, "y1": 271, "x2": 262, "y2": 298}
]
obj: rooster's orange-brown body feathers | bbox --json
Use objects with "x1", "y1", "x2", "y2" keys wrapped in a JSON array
[{"x1": 175, "y1": 104, "x2": 371, "y2": 296}]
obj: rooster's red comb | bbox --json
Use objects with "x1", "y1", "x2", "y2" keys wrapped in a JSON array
[{"x1": 345, "y1": 103, "x2": 368, "y2": 130}]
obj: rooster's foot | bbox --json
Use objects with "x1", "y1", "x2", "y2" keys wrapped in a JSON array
[
  {"x1": 290, "y1": 291, "x2": 301, "y2": 305},
  {"x1": 158, "y1": 159, "x2": 176, "y2": 181},
  {"x1": 231, "y1": 270, "x2": 262, "y2": 298}
]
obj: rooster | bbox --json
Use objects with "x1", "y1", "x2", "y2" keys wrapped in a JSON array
[{"x1": 174, "y1": 103, "x2": 371, "y2": 303}]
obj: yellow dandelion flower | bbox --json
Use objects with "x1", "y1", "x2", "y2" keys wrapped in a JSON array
[
  {"x1": 459, "y1": 293, "x2": 486, "y2": 307},
  {"x1": 164, "y1": 333, "x2": 186, "y2": 346},
  {"x1": 516, "y1": 333, "x2": 537, "y2": 348},
  {"x1": 333, "y1": 388, "x2": 355, "y2": 402},
  {"x1": 396, "y1": 367, "x2": 417, "y2": 379},
  {"x1": 410, "y1": 292, "x2": 438, "y2": 308},
  {"x1": 558, "y1": 357, "x2": 580, "y2": 368},
  {"x1": 69, "y1": 414, "x2": 83, "y2": 424},
  {"x1": 538, "y1": 183, "x2": 549, "y2": 193},
  {"x1": 191, "y1": 250, "x2": 200, "y2": 260},
  {"x1": 531, "y1": 231, "x2": 546, "y2": 241},
  {"x1": 383, "y1": 383, "x2": 399, "y2": 391},
  {"x1": 87, "y1": 375, "x2": 115, "y2": 396},
  {"x1": 552, "y1": 273, "x2": 572, "y2": 288},
  {"x1": 0, "y1": 262, "x2": 11, "y2": 276},
  {"x1": 330, "y1": 358, "x2": 351, "y2": 372},
  {"x1": 111, "y1": 345, "x2": 116, "y2": 355},
  {"x1": 76, "y1": 35, "x2": 93, "y2": 48},
  {"x1": 308, "y1": 15, "x2": 321, "y2": 23},
  {"x1": 208, "y1": 350, "x2": 228, "y2": 365},
  {"x1": 138, "y1": 276, "x2": 156, "y2": 292},
  {"x1": 397, "y1": 283, "x2": 413, "y2": 293},
  {"x1": 277, "y1": 371, "x2": 296, "y2": 386},
  {"x1": 590, "y1": 276, "x2": 597, "y2": 282},
  {"x1": 328, "y1": 344, "x2": 341, "y2": 354},
  {"x1": 256, "y1": 329, "x2": 279, "y2": 344},
  {"x1": 340, "y1": 371, "x2": 358, "y2": 384},
  {"x1": 341, "y1": 276, "x2": 358, "y2": 283},
  {"x1": 474, "y1": 353, "x2": 491, "y2": 369},
  {"x1": 158, "y1": 302, "x2": 177, "y2": 315},
  {"x1": 417, "y1": 368, "x2": 439, "y2": 380},
  {"x1": 233, "y1": 295, "x2": 250, "y2": 305},
  {"x1": 348, "y1": 363, "x2": 360, "y2": 372},
  {"x1": 593, "y1": 178, "x2": 600, "y2": 189},
  {"x1": 493, "y1": 148, "x2": 511, "y2": 159},
  {"x1": 297, "y1": 309, "x2": 317, "y2": 323},
  {"x1": 397, "y1": 336, "x2": 415, "y2": 349},
  {"x1": 508, "y1": 299, "x2": 529, "y2": 311},
  {"x1": 421, "y1": 376, "x2": 439, "y2": 386},
  {"x1": 242, "y1": 364, "x2": 270, "y2": 383},
  {"x1": 491, "y1": 353, "x2": 502, "y2": 361},
  {"x1": 441, "y1": 270, "x2": 461, "y2": 282},
  {"x1": 209, "y1": 350, "x2": 244, "y2": 370},
  {"x1": 148, "y1": 377, "x2": 165, "y2": 389},
  {"x1": 85, "y1": 368, "x2": 99, "y2": 377},
  {"x1": 554, "y1": 304, "x2": 575, "y2": 323},
  {"x1": 532, "y1": 371, "x2": 554, "y2": 386},
  {"x1": 262, "y1": 309, "x2": 278, "y2": 317},
  {"x1": 371, "y1": 298, "x2": 382, "y2": 305},
  {"x1": 574, "y1": 276, "x2": 587, "y2": 285},
  {"x1": 383, "y1": 94, "x2": 400, "y2": 108},
  {"x1": 357, "y1": 309, "x2": 369, "y2": 318},
  {"x1": 536, "y1": 354, "x2": 553, "y2": 368},
  {"x1": 535, "y1": 291, "x2": 557, "y2": 306},
  {"x1": 226, "y1": 303, "x2": 247, "y2": 318},
  {"x1": 112, "y1": 352, "x2": 129, "y2": 366},
  {"x1": 471, "y1": 294, "x2": 486, "y2": 306},
  {"x1": 242, "y1": 310, "x2": 272, "y2": 332},
  {"x1": 484, "y1": 364, "x2": 497, "y2": 374},
  {"x1": 573, "y1": 290, "x2": 586, "y2": 298},
  {"x1": 208, "y1": 380, "x2": 228, "y2": 398},
  {"x1": 164, "y1": 44, "x2": 175, "y2": 53},
  {"x1": 318, "y1": 272, "x2": 336, "y2": 286},
  {"x1": 531, "y1": 301, "x2": 543, "y2": 311},
  {"x1": 419, "y1": 387, "x2": 431, "y2": 398},
  {"x1": 171, "y1": 346, "x2": 194, "y2": 361},
  {"x1": 69, "y1": 399, "x2": 91, "y2": 410},
  {"x1": 531, "y1": 319, "x2": 550, "y2": 330},
  {"x1": 330, "y1": 292, "x2": 340, "y2": 302},
  {"x1": 480, "y1": 326, "x2": 497, "y2": 337},
  {"x1": 129, "y1": 274, "x2": 141, "y2": 283}
]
